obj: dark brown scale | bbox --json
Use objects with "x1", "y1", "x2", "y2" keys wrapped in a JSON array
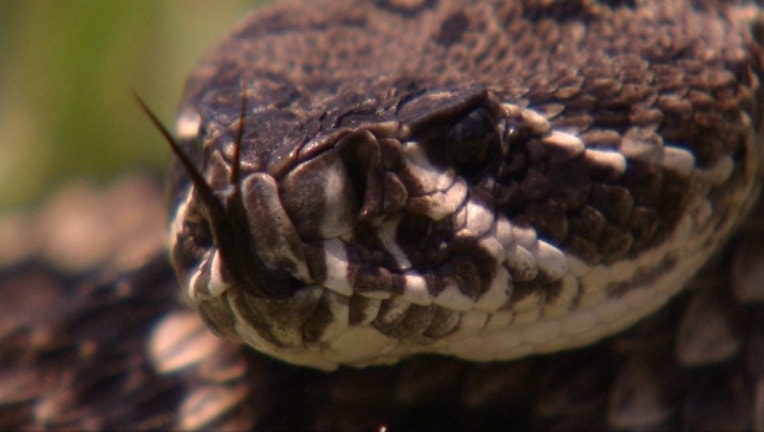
[
  {"x1": 524, "y1": 200, "x2": 569, "y2": 243},
  {"x1": 506, "y1": 279, "x2": 545, "y2": 308},
  {"x1": 302, "y1": 290, "x2": 349, "y2": 345},
  {"x1": 373, "y1": 299, "x2": 412, "y2": 332},
  {"x1": 422, "y1": 306, "x2": 461, "y2": 339},
  {"x1": 590, "y1": 185, "x2": 634, "y2": 226},
  {"x1": 563, "y1": 234, "x2": 603, "y2": 265},
  {"x1": 568, "y1": 206, "x2": 607, "y2": 240},
  {"x1": 436, "y1": 257, "x2": 484, "y2": 299},
  {"x1": 579, "y1": 128, "x2": 621, "y2": 148},
  {"x1": 348, "y1": 295, "x2": 376, "y2": 325},
  {"x1": 377, "y1": 304, "x2": 436, "y2": 340},
  {"x1": 599, "y1": 225, "x2": 634, "y2": 263},
  {"x1": 350, "y1": 264, "x2": 394, "y2": 297}
]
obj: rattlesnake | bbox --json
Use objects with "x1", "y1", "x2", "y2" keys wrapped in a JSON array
[{"x1": 2, "y1": 0, "x2": 764, "y2": 429}]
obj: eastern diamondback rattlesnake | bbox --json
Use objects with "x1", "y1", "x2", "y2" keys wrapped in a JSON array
[{"x1": 2, "y1": 0, "x2": 764, "y2": 430}]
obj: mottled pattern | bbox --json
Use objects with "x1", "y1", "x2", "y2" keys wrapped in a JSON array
[
  {"x1": 2, "y1": 0, "x2": 764, "y2": 430},
  {"x1": 169, "y1": 0, "x2": 763, "y2": 368},
  {"x1": 1, "y1": 179, "x2": 763, "y2": 430}
]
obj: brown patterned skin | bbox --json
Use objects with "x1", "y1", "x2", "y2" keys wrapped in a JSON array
[
  {"x1": 2, "y1": 0, "x2": 764, "y2": 430},
  {"x1": 170, "y1": 0, "x2": 763, "y2": 368},
  {"x1": 1, "y1": 180, "x2": 763, "y2": 430}
]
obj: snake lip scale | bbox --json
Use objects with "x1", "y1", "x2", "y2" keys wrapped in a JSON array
[{"x1": 157, "y1": 0, "x2": 764, "y2": 370}]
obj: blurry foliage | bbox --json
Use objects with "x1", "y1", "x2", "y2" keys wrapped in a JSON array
[{"x1": 0, "y1": 0, "x2": 266, "y2": 209}]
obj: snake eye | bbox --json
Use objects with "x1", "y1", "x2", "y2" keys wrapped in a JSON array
[{"x1": 445, "y1": 107, "x2": 497, "y2": 177}]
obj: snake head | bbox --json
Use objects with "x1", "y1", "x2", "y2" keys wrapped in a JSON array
[{"x1": 156, "y1": 1, "x2": 764, "y2": 370}]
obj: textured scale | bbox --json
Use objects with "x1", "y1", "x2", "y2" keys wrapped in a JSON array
[
  {"x1": 3, "y1": 1, "x2": 764, "y2": 430},
  {"x1": 169, "y1": 0, "x2": 764, "y2": 369}
]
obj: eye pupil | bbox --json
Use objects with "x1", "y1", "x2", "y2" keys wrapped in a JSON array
[{"x1": 446, "y1": 107, "x2": 496, "y2": 176}]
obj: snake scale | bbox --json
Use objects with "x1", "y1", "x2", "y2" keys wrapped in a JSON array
[{"x1": 2, "y1": 0, "x2": 764, "y2": 430}]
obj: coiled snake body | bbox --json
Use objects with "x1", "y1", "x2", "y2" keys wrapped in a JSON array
[{"x1": 2, "y1": 0, "x2": 764, "y2": 429}]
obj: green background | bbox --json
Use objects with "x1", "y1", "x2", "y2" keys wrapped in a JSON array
[{"x1": 0, "y1": 0, "x2": 268, "y2": 209}]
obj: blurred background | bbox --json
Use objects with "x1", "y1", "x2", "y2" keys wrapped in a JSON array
[{"x1": 0, "y1": 0, "x2": 267, "y2": 210}]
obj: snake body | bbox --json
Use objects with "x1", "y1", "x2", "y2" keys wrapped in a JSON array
[
  {"x1": 169, "y1": 0, "x2": 763, "y2": 369},
  {"x1": 2, "y1": 0, "x2": 764, "y2": 430}
]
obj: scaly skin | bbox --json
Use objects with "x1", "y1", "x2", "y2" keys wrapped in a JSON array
[
  {"x1": 169, "y1": 0, "x2": 763, "y2": 369},
  {"x1": 1, "y1": 1, "x2": 764, "y2": 430}
]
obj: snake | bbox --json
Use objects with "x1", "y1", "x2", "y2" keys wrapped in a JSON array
[{"x1": 2, "y1": 0, "x2": 764, "y2": 429}]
